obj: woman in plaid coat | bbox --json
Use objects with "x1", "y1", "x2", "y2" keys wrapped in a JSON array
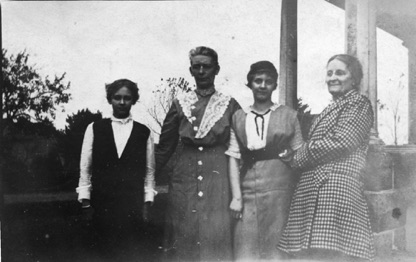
[{"x1": 278, "y1": 54, "x2": 375, "y2": 260}]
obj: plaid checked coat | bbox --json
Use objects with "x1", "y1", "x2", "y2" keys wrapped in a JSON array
[{"x1": 278, "y1": 90, "x2": 375, "y2": 260}]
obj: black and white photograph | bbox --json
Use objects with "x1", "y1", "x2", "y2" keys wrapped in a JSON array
[{"x1": 1, "y1": 0, "x2": 416, "y2": 261}]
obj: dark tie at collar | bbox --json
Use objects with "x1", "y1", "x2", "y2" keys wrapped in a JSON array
[{"x1": 251, "y1": 109, "x2": 271, "y2": 140}]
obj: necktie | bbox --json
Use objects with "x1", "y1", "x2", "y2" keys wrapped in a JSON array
[{"x1": 251, "y1": 109, "x2": 271, "y2": 140}]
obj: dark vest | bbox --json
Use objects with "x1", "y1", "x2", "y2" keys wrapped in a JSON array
[{"x1": 91, "y1": 119, "x2": 150, "y2": 209}]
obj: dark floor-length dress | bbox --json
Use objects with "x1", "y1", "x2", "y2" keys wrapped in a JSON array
[{"x1": 156, "y1": 89, "x2": 240, "y2": 261}]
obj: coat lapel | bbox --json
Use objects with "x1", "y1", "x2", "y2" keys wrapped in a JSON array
[
  {"x1": 308, "y1": 101, "x2": 339, "y2": 138},
  {"x1": 308, "y1": 90, "x2": 357, "y2": 139}
]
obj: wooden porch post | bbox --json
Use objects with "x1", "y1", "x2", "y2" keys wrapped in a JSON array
[
  {"x1": 279, "y1": 0, "x2": 298, "y2": 109},
  {"x1": 407, "y1": 44, "x2": 416, "y2": 144},
  {"x1": 345, "y1": 0, "x2": 379, "y2": 139}
]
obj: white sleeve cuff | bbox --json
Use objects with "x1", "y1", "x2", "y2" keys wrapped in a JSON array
[
  {"x1": 76, "y1": 186, "x2": 91, "y2": 202},
  {"x1": 225, "y1": 150, "x2": 241, "y2": 159},
  {"x1": 144, "y1": 187, "x2": 158, "y2": 202}
]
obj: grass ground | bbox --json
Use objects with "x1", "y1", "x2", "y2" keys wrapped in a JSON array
[
  {"x1": 2, "y1": 193, "x2": 416, "y2": 262},
  {"x1": 2, "y1": 194, "x2": 168, "y2": 262}
]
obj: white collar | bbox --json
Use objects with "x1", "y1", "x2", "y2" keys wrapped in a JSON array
[
  {"x1": 244, "y1": 103, "x2": 280, "y2": 114},
  {"x1": 111, "y1": 114, "x2": 133, "y2": 124}
]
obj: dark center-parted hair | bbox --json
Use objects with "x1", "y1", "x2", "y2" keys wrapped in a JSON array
[
  {"x1": 327, "y1": 54, "x2": 363, "y2": 88},
  {"x1": 189, "y1": 46, "x2": 219, "y2": 66},
  {"x1": 246, "y1": 60, "x2": 278, "y2": 87},
  {"x1": 105, "y1": 79, "x2": 139, "y2": 104}
]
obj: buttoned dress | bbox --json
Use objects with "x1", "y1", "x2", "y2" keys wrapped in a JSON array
[
  {"x1": 278, "y1": 90, "x2": 375, "y2": 260},
  {"x1": 226, "y1": 104, "x2": 303, "y2": 261},
  {"x1": 156, "y1": 89, "x2": 240, "y2": 261}
]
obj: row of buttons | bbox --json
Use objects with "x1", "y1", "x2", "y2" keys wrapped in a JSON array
[
  {"x1": 198, "y1": 145, "x2": 204, "y2": 197},
  {"x1": 197, "y1": 146, "x2": 204, "y2": 198},
  {"x1": 191, "y1": 106, "x2": 197, "y2": 133},
  {"x1": 191, "y1": 109, "x2": 202, "y2": 218}
]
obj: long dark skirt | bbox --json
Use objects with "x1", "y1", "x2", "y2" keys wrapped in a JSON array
[
  {"x1": 164, "y1": 144, "x2": 232, "y2": 262},
  {"x1": 90, "y1": 196, "x2": 150, "y2": 261}
]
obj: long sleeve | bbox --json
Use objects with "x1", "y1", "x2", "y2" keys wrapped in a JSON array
[
  {"x1": 155, "y1": 102, "x2": 180, "y2": 172},
  {"x1": 76, "y1": 123, "x2": 94, "y2": 202},
  {"x1": 292, "y1": 97, "x2": 373, "y2": 170},
  {"x1": 144, "y1": 131, "x2": 157, "y2": 202}
]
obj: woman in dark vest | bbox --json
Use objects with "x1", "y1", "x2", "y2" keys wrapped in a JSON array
[{"x1": 76, "y1": 79, "x2": 157, "y2": 260}]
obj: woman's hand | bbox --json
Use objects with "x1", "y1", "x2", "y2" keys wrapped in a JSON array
[
  {"x1": 278, "y1": 148, "x2": 292, "y2": 158},
  {"x1": 279, "y1": 148, "x2": 294, "y2": 162},
  {"x1": 230, "y1": 198, "x2": 243, "y2": 220},
  {"x1": 80, "y1": 199, "x2": 94, "y2": 224}
]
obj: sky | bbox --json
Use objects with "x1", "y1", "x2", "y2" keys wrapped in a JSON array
[{"x1": 2, "y1": 0, "x2": 410, "y2": 144}]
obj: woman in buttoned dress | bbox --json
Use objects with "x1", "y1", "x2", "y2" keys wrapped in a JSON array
[
  {"x1": 278, "y1": 54, "x2": 375, "y2": 261},
  {"x1": 227, "y1": 61, "x2": 303, "y2": 261},
  {"x1": 156, "y1": 46, "x2": 241, "y2": 261}
]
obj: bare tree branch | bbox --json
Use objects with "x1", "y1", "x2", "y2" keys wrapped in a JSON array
[{"x1": 146, "y1": 77, "x2": 192, "y2": 135}]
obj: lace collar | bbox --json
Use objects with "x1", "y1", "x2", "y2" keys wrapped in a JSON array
[{"x1": 178, "y1": 90, "x2": 231, "y2": 139}]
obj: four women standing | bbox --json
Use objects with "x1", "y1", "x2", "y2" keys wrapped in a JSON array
[{"x1": 78, "y1": 51, "x2": 376, "y2": 261}]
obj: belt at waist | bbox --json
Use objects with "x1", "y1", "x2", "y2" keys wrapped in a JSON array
[{"x1": 240, "y1": 148, "x2": 282, "y2": 177}]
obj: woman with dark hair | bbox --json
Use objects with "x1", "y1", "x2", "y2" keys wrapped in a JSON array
[
  {"x1": 227, "y1": 61, "x2": 303, "y2": 261},
  {"x1": 76, "y1": 79, "x2": 156, "y2": 260},
  {"x1": 278, "y1": 54, "x2": 375, "y2": 261}
]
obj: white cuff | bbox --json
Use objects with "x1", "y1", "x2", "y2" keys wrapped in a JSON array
[
  {"x1": 225, "y1": 150, "x2": 241, "y2": 159},
  {"x1": 144, "y1": 188, "x2": 158, "y2": 202},
  {"x1": 76, "y1": 186, "x2": 91, "y2": 202}
]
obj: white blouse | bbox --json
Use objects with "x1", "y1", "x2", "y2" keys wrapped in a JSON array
[
  {"x1": 76, "y1": 115, "x2": 157, "y2": 203},
  {"x1": 226, "y1": 103, "x2": 281, "y2": 159},
  {"x1": 245, "y1": 104, "x2": 280, "y2": 150}
]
